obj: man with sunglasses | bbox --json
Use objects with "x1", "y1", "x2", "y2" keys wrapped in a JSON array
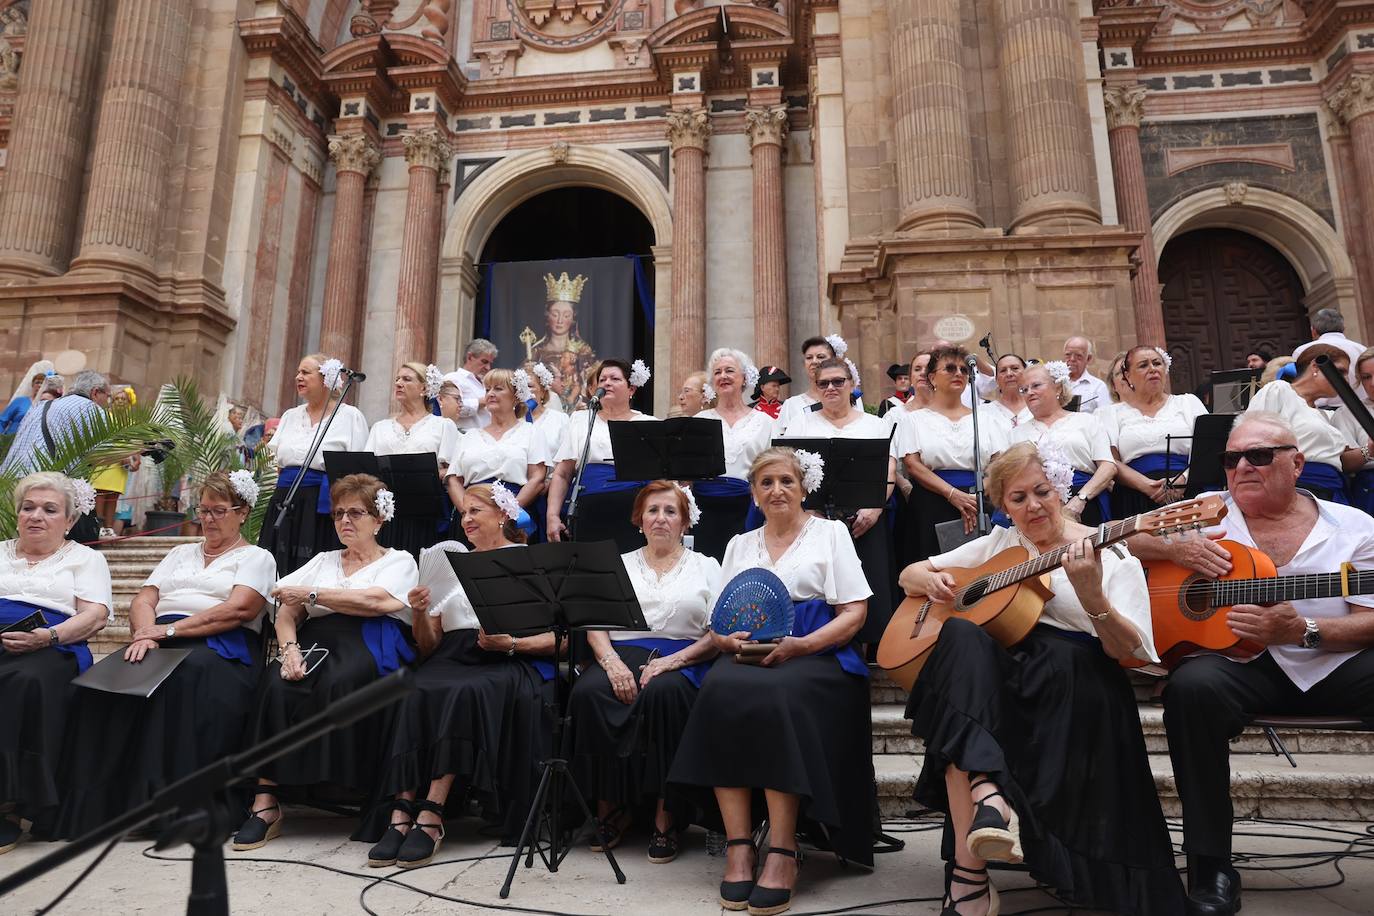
[{"x1": 1130, "y1": 412, "x2": 1374, "y2": 916}]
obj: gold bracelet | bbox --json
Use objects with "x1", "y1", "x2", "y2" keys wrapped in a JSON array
[{"x1": 1085, "y1": 607, "x2": 1112, "y2": 621}]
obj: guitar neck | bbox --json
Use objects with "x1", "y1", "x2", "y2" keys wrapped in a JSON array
[
  {"x1": 984, "y1": 517, "x2": 1139, "y2": 592},
  {"x1": 1211, "y1": 568, "x2": 1374, "y2": 605}
]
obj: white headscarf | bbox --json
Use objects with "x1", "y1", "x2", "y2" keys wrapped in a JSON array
[{"x1": 10, "y1": 360, "x2": 54, "y2": 403}]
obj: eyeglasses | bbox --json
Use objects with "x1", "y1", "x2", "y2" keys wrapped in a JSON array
[
  {"x1": 1017, "y1": 382, "x2": 1051, "y2": 395},
  {"x1": 816, "y1": 377, "x2": 849, "y2": 389},
  {"x1": 331, "y1": 508, "x2": 372, "y2": 521},
  {"x1": 1220, "y1": 445, "x2": 1298, "y2": 469},
  {"x1": 194, "y1": 506, "x2": 239, "y2": 520},
  {"x1": 937, "y1": 364, "x2": 971, "y2": 376}
]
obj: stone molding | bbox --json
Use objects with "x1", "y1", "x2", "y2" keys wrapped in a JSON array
[
  {"x1": 328, "y1": 132, "x2": 381, "y2": 175},
  {"x1": 402, "y1": 127, "x2": 451, "y2": 171},
  {"x1": 1103, "y1": 84, "x2": 1149, "y2": 130},
  {"x1": 666, "y1": 107, "x2": 710, "y2": 154},
  {"x1": 1327, "y1": 72, "x2": 1374, "y2": 126},
  {"x1": 744, "y1": 104, "x2": 788, "y2": 148},
  {"x1": 1164, "y1": 142, "x2": 1296, "y2": 176}
]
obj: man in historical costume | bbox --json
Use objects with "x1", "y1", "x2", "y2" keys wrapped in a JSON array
[
  {"x1": 877, "y1": 363, "x2": 911, "y2": 418},
  {"x1": 1130, "y1": 412, "x2": 1374, "y2": 916},
  {"x1": 523, "y1": 271, "x2": 597, "y2": 412},
  {"x1": 445, "y1": 339, "x2": 498, "y2": 432}
]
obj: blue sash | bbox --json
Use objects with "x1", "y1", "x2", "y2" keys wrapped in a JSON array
[
  {"x1": 935, "y1": 469, "x2": 976, "y2": 491},
  {"x1": 617, "y1": 636, "x2": 712, "y2": 688},
  {"x1": 155, "y1": 614, "x2": 253, "y2": 666},
  {"x1": 1298, "y1": 462, "x2": 1349, "y2": 505},
  {"x1": 743, "y1": 504, "x2": 765, "y2": 532},
  {"x1": 1072, "y1": 469, "x2": 1112, "y2": 521},
  {"x1": 0, "y1": 598, "x2": 92, "y2": 673},
  {"x1": 478, "y1": 479, "x2": 536, "y2": 537},
  {"x1": 1128, "y1": 452, "x2": 1184, "y2": 478},
  {"x1": 530, "y1": 659, "x2": 556, "y2": 681},
  {"x1": 692, "y1": 476, "x2": 751, "y2": 499},
  {"x1": 1352, "y1": 469, "x2": 1374, "y2": 516},
  {"x1": 275, "y1": 466, "x2": 331, "y2": 515},
  {"x1": 792, "y1": 598, "x2": 867, "y2": 678},
  {"x1": 360, "y1": 616, "x2": 416, "y2": 676},
  {"x1": 574, "y1": 463, "x2": 644, "y2": 496}
]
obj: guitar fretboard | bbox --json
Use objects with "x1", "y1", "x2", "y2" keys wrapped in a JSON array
[
  {"x1": 1210, "y1": 569, "x2": 1374, "y2": 605},
  {"x1": 968, "y1": 517, "x2": 1139, "y2": 600}
]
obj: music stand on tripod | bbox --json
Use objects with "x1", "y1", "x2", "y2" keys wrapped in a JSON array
[
  {"x1": 608, "y1": 417, "x2": 727, "y2": 481},
  {"x1": 447, "y1": 540, "x2": 648, "y2": 899},
  {"x1": 770, "y1": 435, "x2": 893, "y2": 518},
  {"x1": 324, "y1": 451, "x2": 447, "y2": 536}
]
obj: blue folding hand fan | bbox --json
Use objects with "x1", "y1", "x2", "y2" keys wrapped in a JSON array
[{"x1": 710, "y1": 568, "x2": 794, "y2": 642}]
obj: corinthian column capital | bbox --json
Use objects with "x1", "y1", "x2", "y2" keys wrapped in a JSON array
[
  {"x1": 666, "y1": 108, "x2": 711, "y2": 154},
  {"x1": 328, "y1": 133, "x2": 381, "y2": 176},
  {"x1": 1327, "y1": 71, "x2": 1374, "y2": 127},
  {"x1": 745, "y1": 105, "x2": 789, "y2": 149},
  {"x1": 1103, "y1": 84, "x2": 1149, "y2": 131},
  {"x1": 402, "y1": 128, "x2": 451, "y2": 172}
]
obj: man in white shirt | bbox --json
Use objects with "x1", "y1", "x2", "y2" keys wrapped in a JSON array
[
  {"x1": 446, "y1": 339, "x2": 497, "y2": 431},
  {"x1": 1062, "y1": 336, "x2": 1111, "y2": 414},
  {"x1": 1129, "y1": 412, "x2": 1374, "y2": 916},
  {"x1": 1292, "y1": 308, "x2": 1367, "y2": 404}
]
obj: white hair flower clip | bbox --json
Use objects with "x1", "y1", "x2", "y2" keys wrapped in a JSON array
[
  {"x1": 490, "y1": 484, "x2": 522, "y2": 522},
  {"x1": 702, "y1": 381, "x2": 716, "y2": 403},
  {"x1": 794, "y1": 449, "x2": 825, "y2": 495},
  {"x1": 69, "y1": 478, "x2": 97, "y2": 517},
  {"x1": 424, "y1": 364, "x2": 443, "y2": 400},
  {"x1": 844, "y1": 358, "x2": 861, "y2": 386},
  {"x1": 629, "y1": 359, "x2": 651, "y2": 388},
  {"x1": 744, "y1": 362, "x2": 760, "y2": 392},
  {"x1": 1043, "y1": 360, "x2": 1072, "y2": 385},
  {"x1": 825, "y1": 333, "x2": 849, "y2": 358},
  {"x1": 512, "y1": 368, "x2": 534, "y2": 404},
  {"x1": 1035, "y1": 441, "x2": 1075, "y2": 503},
  {"x1": 531, "y1": 362, "x2": 554, "y2": 389},
  {"x1": 1154, "y1": 347, "x2": 1174, "y2": 372},
  {"x1": 375, "y1": 488, "x2": 396, "y2": 522},
  {"x1": 320, "y1": 358, "x2": 346, "y2": 392},
  {"x1": 229, "y1": 469, "x2": 260, "y2": 507},
  {"x1": 675, "y1": 483, "x2": 702, "y2": 528}
]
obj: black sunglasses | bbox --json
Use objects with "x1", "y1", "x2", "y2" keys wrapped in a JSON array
[
  {"x1": 816, "y1": 377, "x2": 850, "y2": 389},
  {"x1": 1220, "y1": 445, "x2": 1297, "y2": 469}
]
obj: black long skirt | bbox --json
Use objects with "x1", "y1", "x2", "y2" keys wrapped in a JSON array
[
  {"x1": 354, "y1": 629, "x2": 550, "y2": 845},
  {"x1": 51, "y1": 634, "x2": 263, "y2": 839},
  {"x1": 569, "y1": 644, "x2": 698, "y2": 816},
  {"x1": 243, "y1": 615, "x2": 402, "y2": 795},
  {"x1": 257, "y1": 483, "x2": 339, "y2": 576},
  {"x1": 907, "y1": 620, "x2": 1184, "y2": 915},
  {"x1": 1111, "y1": 470, "x2": 1172, "y2": 522},
  {"x1": 379, "y1": 514, "x2": 443, "y2": 560},
  {"x1": 906, "y1": 481, "x2": 965, "y2": 564},
  {"x1": 0, "y1": 648, "x2": 78, "y2": 824},
  {"x1": 693, "y1": 492, "x2": 750, "y2": 561},
  {"x1": 669, "y1": 655, "x2": 877, "y2": 867},
  {"x1": 853, "y1": 513, "x2": 896, "y2": 644},
  {"x1": 568, "y1": 490, "x2": 644, "y2": 553}
]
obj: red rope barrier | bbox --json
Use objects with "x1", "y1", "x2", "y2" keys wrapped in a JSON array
[{"x1": 81, "y1": 520, "x2": 193, "y2": 545}]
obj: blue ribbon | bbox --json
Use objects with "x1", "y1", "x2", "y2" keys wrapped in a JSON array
[
  {"x1": 275, "y1": 466, "x2": 331, "y2": 515},
  {"x1": 155, "y1": 614, "x2": 253, "y2": 665},
  {"x1": 1071, "y1": 469, "x2": 1112, "y2": 521},
  {"x1": 531, "y1": 659, "x2": 556, "y2": 681},
  {"x1": 625, "y1": 254, "x2": 656, "y2": 328},
  {"x1": 0, "y1": 598, "x2": 92, "y2": 673},
  {"x1": 791, "y1": 598, "x2": 867, "y2": 678},
  {"x1": 617, "y1": 636, "x2": 712, "y2": 688},
  {"x1": 1128, "y1": 452, "x2": 1184, "y2": 477},
  {"x1": 570, "y1": 463, "x2": 644, "y2": 500},
  {"x1": 1352, "y1": 469, "x2": 1374, "y2": 516},
  {"x1": 934, "y1": 469, "x2": 976, "y2": 490},
  {"x1": 1298, "y1": 462, "x2": 1349, "y2": 505},
  {"x1": 692, "y1": 476, "x2": 751, "y2": 499},
  {"x1": 360, "y1": 616, "x2": 416, "y2": 676}
]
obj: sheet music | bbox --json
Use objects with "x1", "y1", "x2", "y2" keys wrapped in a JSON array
[{"x1": 418, "y1": 540, "x2": 469, "y2": 611}]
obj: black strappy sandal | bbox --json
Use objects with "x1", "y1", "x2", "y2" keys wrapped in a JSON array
[
  {"x1": 966, "y1": 776, "x2": 1023, "y2": 864},
  {"x1": 747, "y1": 845, "x2": 803, "y2": 916},
  {"x1": 231, "y1": 788, "x2": 282, "y2": 851},
  {"x1": 396, "y1": 799, "x2": 446, "y2": 868},
  {"x1": 942, "y1": 862, "x2": 1000, "y2": 916},
  {"x1": 718, "y1": 837, "x2": 758, "y2": 910},
  {"x1": 367, "y1": 797, "x2": 417, "y2": 867},
  {"x1": 589, "y1": 805, "x2": 631, "y2": 852}
]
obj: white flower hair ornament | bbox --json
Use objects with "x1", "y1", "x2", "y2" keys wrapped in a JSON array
[
  {"x1": 374, "y1": 488, "x2": 396, "y2": 523},
  {"x1": 702, "y1": 381, "x2": 717, "y2": 404},
  {"x1": 629, "y1": 359, "x2": 652, "y2": 388},
  {"x1": 69, "y1": 478, "x2": 97, "y2": 517},
  {"x1": 1043, "y1": 360, "x2": 1072, "y2": 385},
  {"x1": 229, "y1": 469, "x2": 260, "y2": 507},
  {"x1": 795, "y1": 449, "x2": 825, "y2": 495},
  {"x1": 424, "y1": 364, "x2": 443, "y2": 400},
  {"x1": 512, "y1": 368, "x2": 534, "y2": 405},
  {"x1": 675, "y1": 483, "x2": 703, "y2": 528},
  {"x1": 844, "y1": 358, "x2": 861, "y2": 386},
  {"x1": 825, "y1": 333, "x2": 849, "y2": 358},
  {"x1": 531, "y1": 362, "x2": 555, "y2": 389},
  {"x1": 319, "y1": 358, "x2": 346, "y2": 392},
  {"x1": 1035, "y1": 441, "x2": 1075, "y2": 504},
  {"x1": 1154, "y1": 347, "x2": 1174, "y2": 372},
  {"x1": 744, "y1": 362, "x2": 760, "y2": 392},
  {"x1": 490, "y1": 484, "x2": 522, "y2": 522}
]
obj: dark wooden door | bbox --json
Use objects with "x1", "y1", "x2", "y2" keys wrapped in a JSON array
[{"x1": 1159, "y1": 229, "x2": 1309, "y2": 394}]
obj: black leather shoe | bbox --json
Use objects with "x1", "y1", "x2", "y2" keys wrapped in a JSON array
[
  {"x1": 367, "y1": 798, "x2": 416, "y2": 867},
  {"x1": 1186, "y1": 855, "x2": 1241, "y2": 915},
  {"x1": 719, "y1": 837, "x2": 757, "y2": 910}
]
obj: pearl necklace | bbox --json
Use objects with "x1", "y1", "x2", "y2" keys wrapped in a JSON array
[
  {"x1": 202, "y1": 536, "x2": 245, "y2": 560},
  {"x1": 15, "y1": 540, "x2": 70, "y2": 568}
]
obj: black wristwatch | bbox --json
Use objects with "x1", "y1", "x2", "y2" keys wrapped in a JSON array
[{"x1": 1301, "y1": 617, "x2": 1322, "y2": 649}]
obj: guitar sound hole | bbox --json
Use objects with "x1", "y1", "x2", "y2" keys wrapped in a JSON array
[
  {"x1": 961, "y1": 580, "x2": 989, "y2": 608},
  {"x1": 1180, "y1": 578, "x2": 1215, "y2": 622}
]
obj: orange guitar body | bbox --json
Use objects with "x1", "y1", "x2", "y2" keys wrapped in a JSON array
[
  {"x1": 1144, "y1": 540, "x2": 1269, "y2": 669},
  {"x1": 876, "y1": 547, "x2": 1054, "y2": 692}
]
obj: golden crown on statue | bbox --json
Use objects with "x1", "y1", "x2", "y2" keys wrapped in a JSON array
[{"x1": 543, "y1": 271, "x2": 589, "y2": 303}]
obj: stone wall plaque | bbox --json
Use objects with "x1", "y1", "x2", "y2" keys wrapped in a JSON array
[{"x1": 933, "y1": 315, "x2": 975, "y2": 343}]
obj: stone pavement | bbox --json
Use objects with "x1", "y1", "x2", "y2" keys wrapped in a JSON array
[{"x1": 2, "y1": 813, "x2": 1372, "y2": 915}]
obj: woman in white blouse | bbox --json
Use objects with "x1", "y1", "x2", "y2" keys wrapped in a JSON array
[
  {"x1": 670, "y1": 447, "x2": 876, "y2": 913},
  {"x1": 1010, "y1": 363, "x2": 1116, "y2": 525},
  {"x1": 1330, "y1": 347, "x2": 1374, "y2": 513},
  {"x1": 0, "y1": 473, "x2": 111, "y2": 852},
  {"x1": 365, "y1": 362, "x2": 459, "y2": 556},
  {"x1": 359, "y1": 485, "x2": 555, "y2": 867},
  {"x1": 1103, "y1": 346, "x2": 1208, "y2": 519},
  {"x1": 693, "y1": 348, "x2": 774, "y2": 560},
  {"x1": 233, "y1": 473, "x2": 418, "y2": 851},
  {"x1": 897, "y1": 442, "x2": 1182, "y2": 915},
  {"x1": 53, "y1": 471, "x2": 276, "y2": 839},
  {"x1": 525, "y1": 363, "x2": 568, "y2": 543},
  {"x1": 260, "y1": 353, "x2": 369, "y2": 575},
  {"x1": 546, "y1": 359, "x2": 654, "y2": 550},
  {"x1": 983, "y1": 354, "x2": 1031, "y2": 429},
  {"x1": 569, "y1": 482, "x2": 722, "y2": 863}
]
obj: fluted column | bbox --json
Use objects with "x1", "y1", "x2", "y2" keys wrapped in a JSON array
[
  {"x1": 667, "y1": 109, "x2": 710, "y2": 388},
  {"x1": 888, "y1": 0, "x2": 982, "y2": 232},
  {"x1": 747, "y1": 106, "x2": 790, "y2": 371},
  {"x1": 1104, "y1": 84, "x2": 1164, "y2": 344},
  {"x1": 71, "y1": 0, "x2": 191, "y2": 277},
  {"x1": 1328, "y1": 73, "x2": 1374, "y2": 327},
  {"x1": 0, "y1": 0, "x2": 103, "y2": 276},
  {"x1": 392, "y1": 128, "x2": 450, "y2": 368},
  {"x1": 318, "y1": 133, "x2": 380, "y2": 365},
  {"x1": 993, "y1": 0, "x2": 1100, "y2": 230}
]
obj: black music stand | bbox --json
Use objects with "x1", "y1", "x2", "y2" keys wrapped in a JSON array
[
  {"x1": 1211, "y1": 368, "x2": 1263, "y2": 413},
  {"x1": 447, "y1": 541, "x2": 647, "y2": 899},
  {"x1": 608, "y1": 417, "x2": 726, "y2": 481},
  {"x1": 771, "y1": 435, "x2": 892, "y2": 518},
  {"x1": 323, "y1": 451, "x2": 446, "y2": 517},
  {"x1": 1183, "y1": 413, "x2": 1238, "y2": 498}
]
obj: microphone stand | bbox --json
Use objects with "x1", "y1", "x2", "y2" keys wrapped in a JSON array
[
  {"x1": 566, "y1": 396, "x2": 601, "y2": 541},
  {"x1": 273, "y1": 372, "x2": 360, "y2": 530},
  {"x1": 968, "y1": 360, "x2": 989, "y2": 536}
]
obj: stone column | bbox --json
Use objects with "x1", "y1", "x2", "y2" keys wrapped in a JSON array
[
  {"x1": 0, "y1": 0, "x2": 103, "y2": 276},
  {"x1": 747, "y1": 105, "x2": 790, "y2": 371},
  {"x1": 666, "y1": 109, "x2": 710, "y2": 387},
  {"x1": 888, "y1": 0, "x2": 982, "y2": 232},
  {"x1": 71, "y1": 0, "x2": 191, "y2": 277},
  {"x1": 392, "y1": 128, "x2": 451, "y2": 368},
  {"x1": 993, "y1": 0, "x2": 1100, "y2": 230},
  {"x1": 1328, "y1": 73, "x2": 1374, "y2": 326},
  {"x1": 318, "y1": 133, "x2": 380, "y2": 364},
  {"x1": 1103, "y1": 84, "x2": 1164, "y2": 344}
]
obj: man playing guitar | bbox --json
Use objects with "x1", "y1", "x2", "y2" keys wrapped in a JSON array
[{"x1": 1130, "y1": 412, "x2": 1374, "y2": 916}]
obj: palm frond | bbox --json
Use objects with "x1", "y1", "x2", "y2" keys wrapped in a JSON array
[{"x1": 240, "y1": 447, "x2": 277, "y2": 544}]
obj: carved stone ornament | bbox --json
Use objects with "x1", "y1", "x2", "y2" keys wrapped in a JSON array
[
  {"x1": 745, "y1": 105, "x2": 789, "y2": 149},
  {"x1": 666, "y1": 108, "x2": 711, "y2": 154},
  {"x1": 350, "y1": 13, "x2": 381, "y2": 36},
  {"x1": 1103, "y1": 84, "x2": 1149, "y2": 131},
  {"x1": 548, "y1": 140, "x2": 570, "y2": 164},
  {"x1": 1223, "y1": 181, "x2": 1249, "y2": 207},
  {"x1": 0, "y1": 3, "x2": 25, "y2": 93},
  {"x1": 402, "y1": 128, "x2": 452, "y2": 171},
  {"x1": 1327, "y1": 72, "x2": 1374, "y2": 127},
  {"x1": 328, "y1": 133, "x2": 382, "y2": 176}
]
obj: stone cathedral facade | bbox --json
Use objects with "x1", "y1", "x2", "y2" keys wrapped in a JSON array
[{"x1": 0, "y1": 0, "x2": 1372, "y2": 417}]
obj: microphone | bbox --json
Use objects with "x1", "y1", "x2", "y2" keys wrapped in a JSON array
[
  {"x1": 343, "y1": 368, "x2": 367, "y2": 382},
  {"x1": 964, "y1": 353, "x2": 980, "y2": 373},
  {"x1": 587, "y1": 386, "x2": 607, "y2": 410}
]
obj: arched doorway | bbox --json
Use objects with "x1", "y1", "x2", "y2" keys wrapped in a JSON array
[{"x1": 1160, "y1": 229, "x2": 1309, "y2": 394}]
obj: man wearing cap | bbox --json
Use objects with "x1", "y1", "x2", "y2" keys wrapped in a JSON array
[
  {"x1": 752, "y1": 366, "x2": 790, "y2": 420},
  {"x1": 877, "y1": 364, "x2": 911, "y2": 418}
]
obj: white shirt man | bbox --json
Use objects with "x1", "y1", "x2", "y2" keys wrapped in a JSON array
[
  {"x1": 1062, "y1": 336, "x2": 1110, "y2": 414},
  {"x1": 447, "y1": 341, "x2": 497, "y2": 431}
]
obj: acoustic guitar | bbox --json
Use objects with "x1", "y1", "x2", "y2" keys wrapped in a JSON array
[{"x1": 877, "y1": 496, "x2": 1227, "y2": 691}]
